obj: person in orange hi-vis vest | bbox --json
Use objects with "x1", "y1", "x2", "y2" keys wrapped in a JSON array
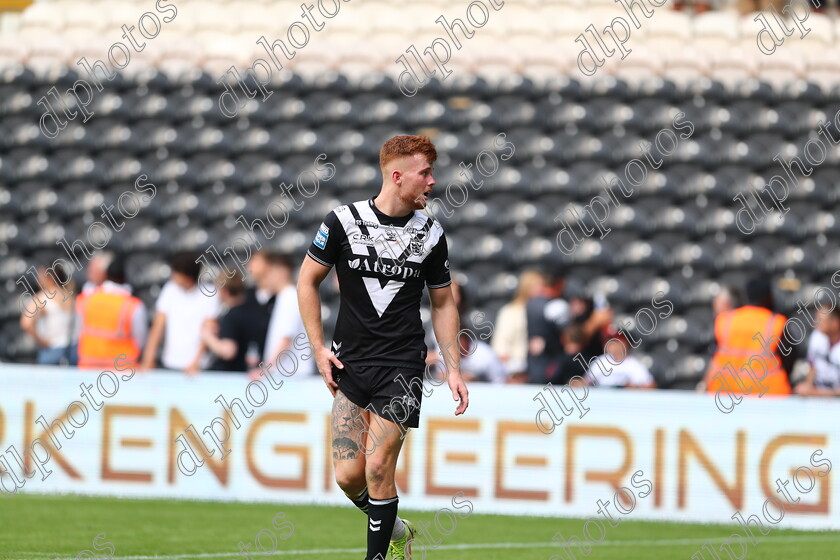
[
  {"x1": 77, "y1": 257, "x2": 147, "y2": 369},
  {"x1": 702, "y1": 278, "x2": 797, "y2": 399}
]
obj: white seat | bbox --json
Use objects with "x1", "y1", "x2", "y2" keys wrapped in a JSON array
[
  {"x1": 520, "y1": 48, "x2": 574, "y2": 87},
  {"x1": 662, "y1": 47, "x2": 711, "y2": 86},
  {"x1": 18, "y1": 2, "x2": 60, "y2": 31},
  {"x1": 645, "y1": 9, "x2": 693, "y2": 42},
  {"x1": 757, "y1": 48, "x2": 803, "y2": 90},
  {"x1": 611, "y1": 45, "x2": 664, "y2": 85},
  {"x1": 738, "y1": 12, "x2": 776, "y2": 51},
  {"x1": 201, "y1": 36, "x2": 254, "y2": 70},
  {"x1": 790, "y1": 12, "x2": 833, "y2": 48},
  {"x1": 156, "y1": 38, "x2": 204, "y2": 63},
  {"x1": 805, "y1": 47, "x2": 840, "y2": 91},
  {"x1": 195, "y1": 4, "x2": 238, "y2": 34},
  {"x1": 0, "y1": 36, "x2": 28, "y2": 62},
  {"x1": 548, "y1": 10, "x2": 593, "y2": 39},
  {"x1": 707, "y1": 45, "x2": 758, "y2": 87},
  {"x1": 692, "y1": 11, "x2": 740, "y2": 50}
]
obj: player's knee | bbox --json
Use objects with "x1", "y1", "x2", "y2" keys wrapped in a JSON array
[{"x1": 334, "y1": 465, "x2": 365, "y2": 493}]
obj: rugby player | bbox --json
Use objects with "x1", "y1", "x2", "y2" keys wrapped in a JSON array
[{"x1": 298, "y1": 135, "x2": 469, "y2": 560}]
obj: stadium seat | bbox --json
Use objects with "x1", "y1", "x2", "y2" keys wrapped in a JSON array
[
  {"x1": 691, "y1": 11, "x2": 740, "y2": 50},
  {"x1": 641, "y1": 10, "x2": 693, "y2": 52}
]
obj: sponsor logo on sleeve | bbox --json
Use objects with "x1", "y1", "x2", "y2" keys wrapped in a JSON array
[{"x1": 314, "y1": 223, "x2": 329, "y2": 249}]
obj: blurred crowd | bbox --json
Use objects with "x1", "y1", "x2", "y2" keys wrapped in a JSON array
[
  {"x1": 16, "y1": 250, "x2": 840, "y2": 397},
  {"x1": 19, "y1": 250, "x2": 313, "y2": 380}
]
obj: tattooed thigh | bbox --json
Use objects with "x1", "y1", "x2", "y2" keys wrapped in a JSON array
[{"x1": 331, "y1": 390, "x2": 367, "y2": 461}]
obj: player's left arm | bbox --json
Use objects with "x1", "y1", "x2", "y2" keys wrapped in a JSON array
[{"x1": 429, "y1": 285, "x2": 469, "y2": 415}]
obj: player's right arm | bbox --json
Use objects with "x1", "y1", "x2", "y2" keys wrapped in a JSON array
[{"x1": 299, "y1": 211, "x2": 345, "y2": 396}]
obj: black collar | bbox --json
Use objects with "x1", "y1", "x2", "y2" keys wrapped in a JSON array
[{"x1": 368, "y1": 198, "x2": 413, "y2": 227}]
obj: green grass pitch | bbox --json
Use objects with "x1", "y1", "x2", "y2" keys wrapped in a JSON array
[{"x1": 1, "y1": 494, "x2": 838, "y2": 559}]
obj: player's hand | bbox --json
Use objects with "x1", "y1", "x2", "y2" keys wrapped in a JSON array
[
  {"x1": 447, "y1": 371, "x2": 469, "y2": 415},
  {"x1": 316, "y1": 346, "x2": 343, "y2": 397}
]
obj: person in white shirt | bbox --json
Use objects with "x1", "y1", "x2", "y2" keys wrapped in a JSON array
[
  {"x1": 491, "y1": 270, "x2": 545, "y2": 381},
  {"x1": 429, "y1": 325, "x2": 507, "y2": 383},
  {"x1": 459, "y1": 331, "x2": 507, "y2": 383},
  {"x1": 141, "y1": 251, "x2": 219, "y2": 373},
  {"x1": 20, "y1": 263, "x2": 77, "y2": 365},
  {"x1": 263, "y1": 253, "x2": 314, "y2": 379},
  {"x1": 584, "y1": 331, "x2": 656, "y2": 389},
  {"x1": 795, "y1": 306, "x2": 840, "y2": 397}
]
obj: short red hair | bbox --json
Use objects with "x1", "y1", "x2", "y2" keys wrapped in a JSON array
[{"x1": 379, "y1": 135, "x2": 437, "y2": 170}]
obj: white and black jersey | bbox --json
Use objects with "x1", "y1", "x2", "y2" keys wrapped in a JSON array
[{"x1": 307, "y1": 198, "x2": 451, "y2": 370}]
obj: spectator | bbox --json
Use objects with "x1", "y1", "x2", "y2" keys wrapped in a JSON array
[
  {"x1": 242, "y1": 249, "x2": 276, "y2": 361},
  {"x1": 712, "y1": 285, "x2": 740, "y2": 317},
  {"x1": 795, "y1": 306, "x2": 840, "y2": 397},
  {"x1": 553, "y1": 323, "x2": 588, "y2": 385},
  {"x1": 263, "y1": 253, "x2": 314, "y2": 378},
  {"x1": 526, "y1": 268, "x2": 571, "y2": 384},
  {"x1": 428, "y1": 320, "x2": 507, "y2": 383},
  {"x1": 141, "y1": 251, "x2": 220, "y2": 373},
  {"x1": 526, "y1": 270, "x2": 612, "y2": 384},
  {"x1": 246, "y1": 249, "x2": 277, "y2": 307},
  {"x1": 201, "y1": 273, "x2": 266, "y2": 373},
  {"x1": 491, "y1": 270, "x2": 545, "y2": 381},
  {"x1": 76, "y1": 257, "x2": 146, "y2": 369},
  {"x1": 730, "y1": 0, "x2": 824, "y2": 16},
  {"x1": 567, "y1": 292, "x2": 614, "y2": 366},
  {"x1": 80, "y1": 251, "x2": 114, "y2": 294},
  {"x1": 673, "y1": 0, "x2": 713, "y2": 14},
  {"x1": 584, "y1": 330, "x2": 656, "y2": 388},
  {"x1": 701, "y1": 277, "x2": 795, "y2": 395},
  {"x1": 20, "y1": 263, "x2": 76, "y2": 365}
]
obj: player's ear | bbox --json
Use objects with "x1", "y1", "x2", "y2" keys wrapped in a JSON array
[{"x1": 392, "y1": 168, "x2": 402, "y2": 186}]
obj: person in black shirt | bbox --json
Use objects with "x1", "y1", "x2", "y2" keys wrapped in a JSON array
[
  {"x1": 201, "y1": 274, "x2": 266, "y2": 374},
  {"x1": 298, "y1": 135, "x2": 468, "y2": 560},
  {"x1": 526, "y1": 269, "x2": 571, "y2": 383}
]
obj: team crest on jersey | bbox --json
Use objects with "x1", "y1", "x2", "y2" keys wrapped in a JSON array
[
  {"x1": 314, "y1": 223, "x2": 329, "y2": 249},
  {"x1": 406, "y1": 227, "x2": 429, "y2": 256}
]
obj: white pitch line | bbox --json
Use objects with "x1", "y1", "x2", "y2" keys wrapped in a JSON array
[{"x1": 12, "y1": 534, "x2": 840, "y2": 560}]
